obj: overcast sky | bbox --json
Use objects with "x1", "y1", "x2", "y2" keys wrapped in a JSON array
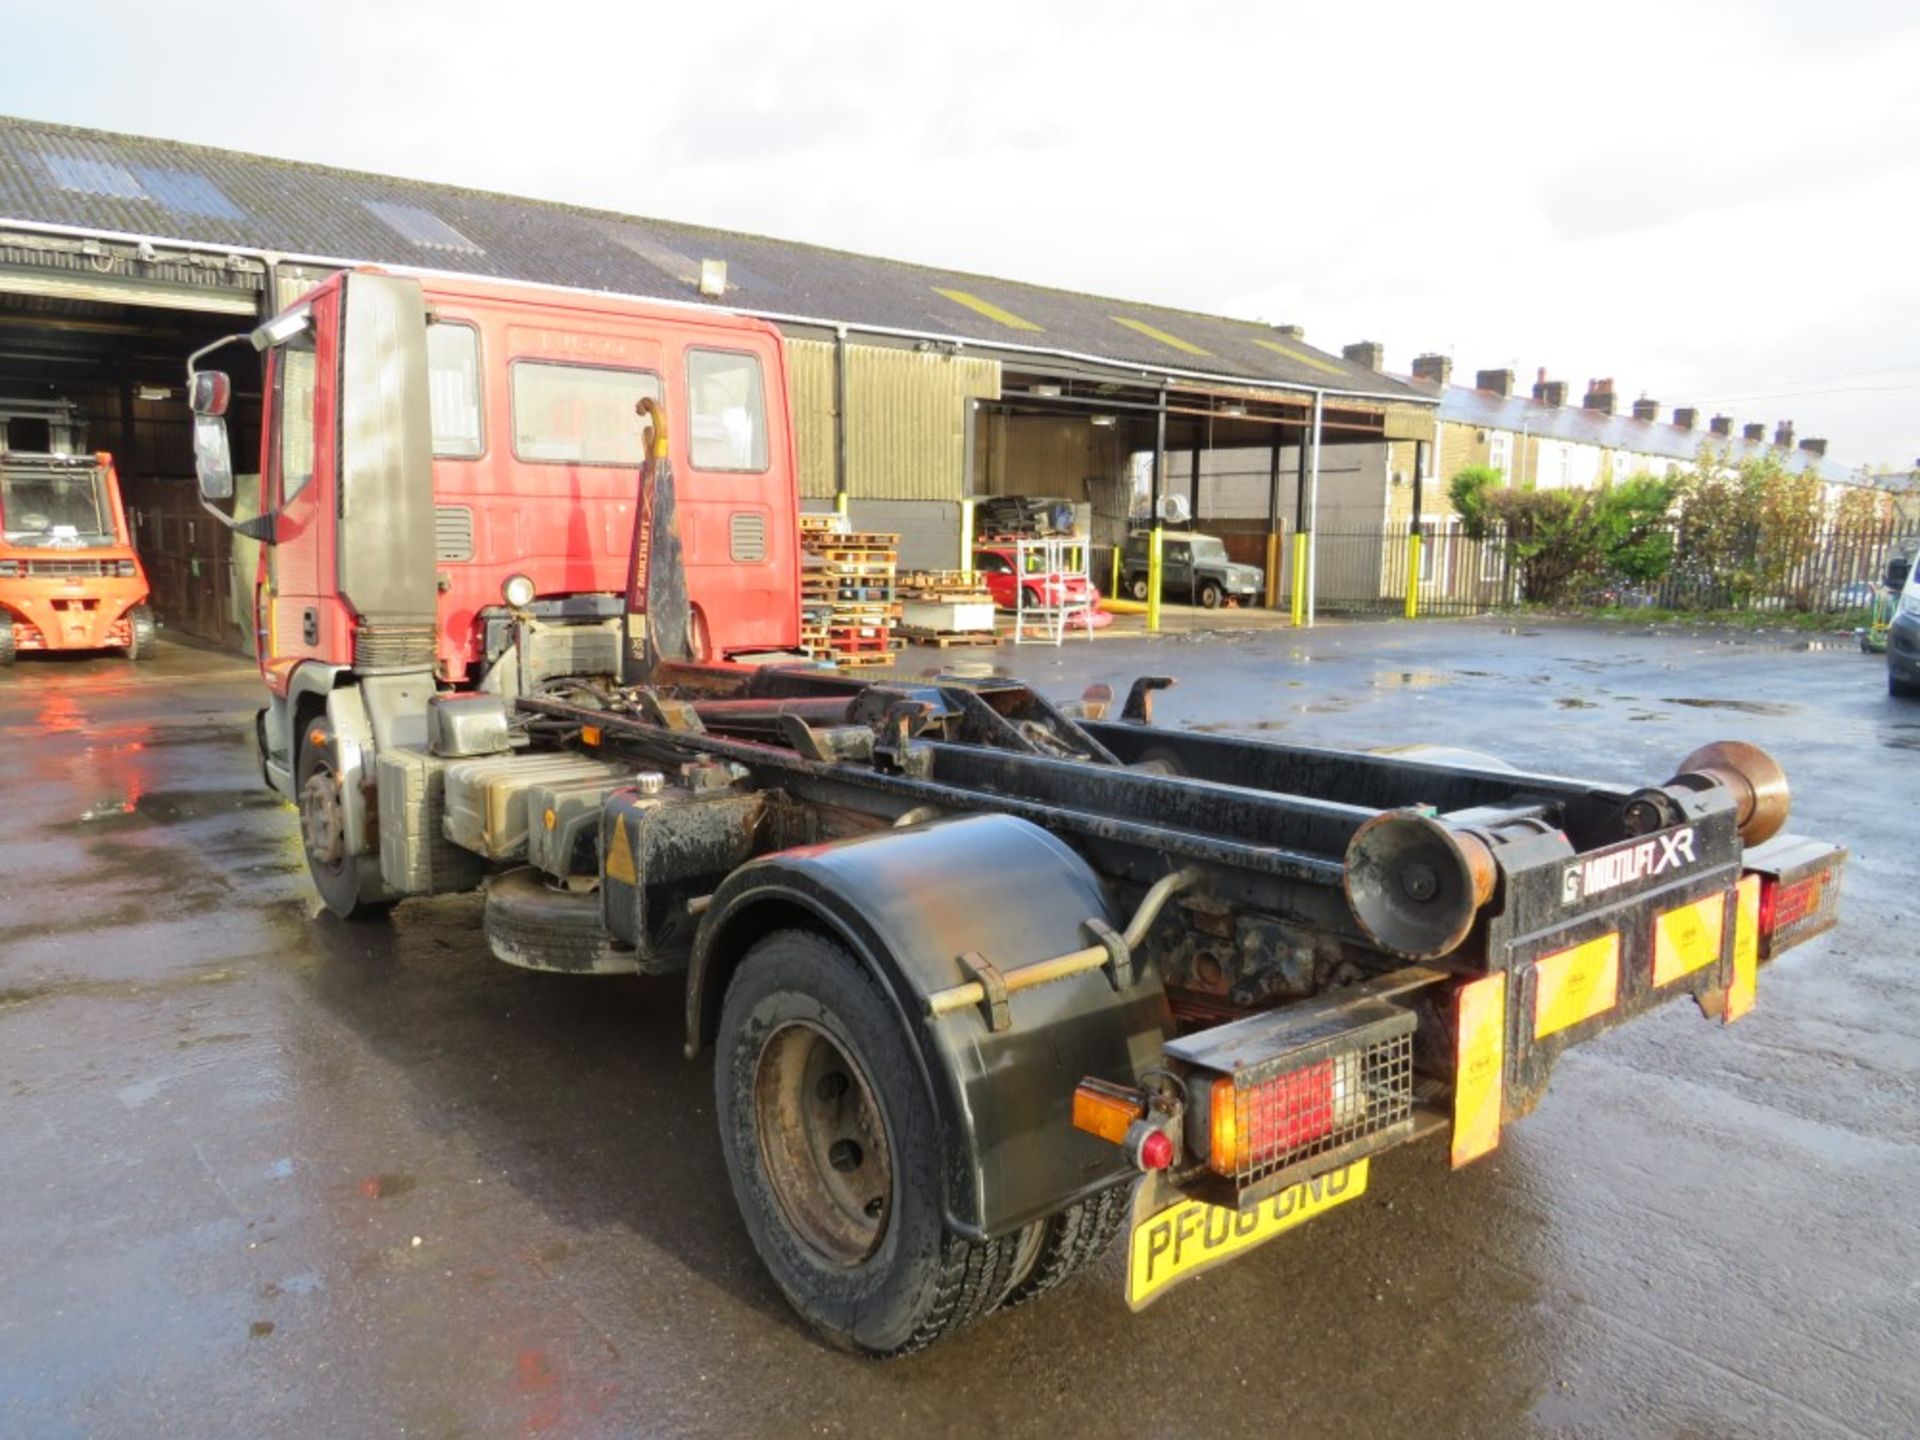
[{"x1": 8, "y1": 0, "x2": 1918, "y2": 469}]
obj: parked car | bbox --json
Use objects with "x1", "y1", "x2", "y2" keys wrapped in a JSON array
[
  {"x1": 972, "y1": 543, "x2": 1101, "y2": 616},
  {"x1": 1829, "y1": 580, "x2": 1877, "y2": 611},
  {"x1": 1889, "y1": 563, "x2": 1920, "y2": 699},
  {"x1": 1121, "y1": 531, "x2": 1262, "y2": 609}
]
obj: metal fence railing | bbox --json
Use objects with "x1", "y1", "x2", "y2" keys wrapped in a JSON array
[{"x1": 1302, "y1": 520, "x2": 1919, "y2": 618}]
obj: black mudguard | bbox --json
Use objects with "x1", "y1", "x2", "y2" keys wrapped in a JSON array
[{"x1": 688, "y1": 813, "x2": 1172, "y2": 1241}]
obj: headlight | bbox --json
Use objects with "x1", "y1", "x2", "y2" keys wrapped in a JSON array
[
  {"x1": 1900, "y1": 592, "x2": 1920, "y2": 621},
  {"x1": 502, "y1": 573, "x2": 536, "y2": 608}
]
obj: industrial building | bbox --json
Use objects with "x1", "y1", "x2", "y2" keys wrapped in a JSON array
[{"x1": 0, "y1": 116, "x2": 1432, "y2": 650}]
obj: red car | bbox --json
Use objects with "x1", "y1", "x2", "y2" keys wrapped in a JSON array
[{"x1": 972, "y1": 543, "x2": 1107, "y2": 624}]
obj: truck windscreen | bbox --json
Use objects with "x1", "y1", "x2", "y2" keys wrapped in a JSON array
[{"x1": 0, "y1": 467, "x2": 111, "y2": 546}]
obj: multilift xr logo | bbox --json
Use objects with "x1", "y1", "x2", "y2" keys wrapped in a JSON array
[{"x1": 1563, "y1": 828, "x2": 1697, "y2": 904}]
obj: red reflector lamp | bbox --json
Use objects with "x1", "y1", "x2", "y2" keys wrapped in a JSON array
[{"x1": 1136, "y1": 1127, "x2": 1175, "y2": 1172}]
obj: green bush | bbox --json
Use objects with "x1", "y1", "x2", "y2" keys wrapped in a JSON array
[{"x1": 1448, "y1": 467, "x2": 1676, "y2": 604}]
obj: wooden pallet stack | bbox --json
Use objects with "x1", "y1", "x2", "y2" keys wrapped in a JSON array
[
  {"x1": 896, "y1": 570, "x2": 1002, "y2": 648},
  {"x1": 800, "y1": 519, "x2": 902, "y2": 668}
]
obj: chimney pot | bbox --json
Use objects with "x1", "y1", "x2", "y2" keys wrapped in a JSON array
[
  {"x1": 1710, "y1": 414, "x2": 1734, "y2": 437},
  {"x1": 1583, "y1": 379, "x2": 1617, "y2": 415},
  {"x1": 1774, "y1": 420, "x2": 1795, "y2": 449},
  {"x1": 1411, "y1": 353, "x2": 1453, "y2": 387},
  {"x1": 1536, "y1": 379, "x2": 1568, "y2": 408},
  {"x1": 1674, "y1": 407, "x2": 1698, "y2": 431},
  {"x1": 1631, "y1": 396, "x2": 1659, "y2": 423},
  {"x1": 1476, "y1": 368, "x2": 1514, "y2": 397},
  {"x1": 1342, "y1": 340, "x2": 1384, "y2": 371},
  {"x1": 1274, "y1": 323, "x2": 1305, "y2": 340},
  {"x1": 1798, "y1": 437, "x2": 1827, "y2": 457},
  {"x1": 1743, "y1": 423, "x2": 1767, "y2": 443}
]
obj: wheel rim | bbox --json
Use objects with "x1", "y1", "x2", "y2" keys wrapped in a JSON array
[
  {"x1": 753, "y1": 1019, "x2": 893, "y2": 1266},
  {"x1": 299, "y1": 766, "x2": 347, "y2": 871}
]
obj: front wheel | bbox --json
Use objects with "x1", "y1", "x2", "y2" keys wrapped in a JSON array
[
  {"x1": 716, "y1": 929, "x2": 1020, "y2": 1357},
  {"x1": 0, "y1": 612, "x2": 14, "y2": 665},
  {"x1": 296, "y1": 717, "x2": 394, "y2": 920},
  {"x1": 1893, "y1": 668, "x2": 1920, "y2": 699},
  {"x1": 1128, "y1": 575, "x2": 1150, "y2": 602},
  {"x1": 124, "y1": 604, "x2": 156, "y2": 660}
]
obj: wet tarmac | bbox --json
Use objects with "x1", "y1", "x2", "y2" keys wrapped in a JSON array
[{"x1": 1, "y1": 619, "x2": 1915, "y2": 1439}]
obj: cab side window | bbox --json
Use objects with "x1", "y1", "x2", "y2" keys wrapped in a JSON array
[
  {"x1": 427, "y1": 321, "x2": 483, "y2": 459},
  {"x1": 687, "y1": 349, "x2": 768, "y2": 472},
  {"x1": 273, "y1": 340, "x2": 317, "y2": 502}
]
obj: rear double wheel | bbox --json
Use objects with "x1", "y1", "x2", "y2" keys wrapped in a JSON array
[
  {"x1": 0, "y1": 612, "x2": 14, "y2": 666},
  {"x1": 717, "y1": 929, "x2": 1027, "y2": 1356}
]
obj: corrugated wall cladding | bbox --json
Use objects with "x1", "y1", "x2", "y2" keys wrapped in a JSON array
[
  {"x1": 786, "y1": 340, "x2": 837, "y2": 499},
  {"x1": 784, "y1": 339, "x2": 999, "y2": 501}
]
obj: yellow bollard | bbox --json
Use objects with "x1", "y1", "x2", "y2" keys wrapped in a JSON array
[
  {"x1": 1264, "y1": 530, "x2": 1281, "y2": 609},
  {"x1": 1110, "y1": 543, "x2": 1120, "y2": 599},
  {"x1": 1290, "y1": 530, "x2": 1308, "y2": 627},
  {"x1": 1146, "y1": 525, "x2": 1164, "y2": 633},
  {"x1": 1405, "y1": 531, "x2": 1422, "y2": 619}
]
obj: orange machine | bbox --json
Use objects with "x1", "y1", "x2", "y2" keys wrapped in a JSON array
[{"x1": 0, "y1": 451, "x2": 154, "y2": 663}]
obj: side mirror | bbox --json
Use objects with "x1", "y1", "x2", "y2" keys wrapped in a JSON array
[
  {"x1": 194, "y1": 414, "x2": 234, "y2": 502},
  {"x1": 189, "y1": 369, "x2": 231, "y2": 418}
]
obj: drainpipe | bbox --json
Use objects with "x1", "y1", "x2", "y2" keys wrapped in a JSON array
[
  {"x1": 1264, "y1": 440, "x2": 1282, "y2": 608},
  {"x1": 1148, "y1": 387, "x2": 1167, "y2": 634},
  {"x1": 833, "y1": 325, "x2": 850, "y2": 518},
  {"x1": 1297, "y1": 391, "x2": 1324, "y2": 626},
  {"x1": 1406, "y1": 439, "x2": 1425, "y2": 619}
]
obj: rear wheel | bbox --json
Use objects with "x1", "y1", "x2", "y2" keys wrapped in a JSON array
[
  {"x1": 1128, "y1": 575, "x2": 1150, "y2": 601},
  {"x1": 998, "y1": 1182, "x2": 1131, "y2": 1310},
  {"x1": 296, "y1": 717, "x2": 393, "y2": 920},
  {"x1": 716, "y1": 929, "x2": 1018, "y2": 1357},
  {"x1": 1197, "y1": 580, "x2": 1224, "y2": 609},
  {"x1": 124, "y1": 604, "x2": 156, "y2": 660},
  {"x1": 0, "y1": 612, "x2": 14, "y2": 666}
]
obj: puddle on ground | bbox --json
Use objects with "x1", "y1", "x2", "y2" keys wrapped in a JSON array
[
  {"x1": 1555, "y1": 698, "x2": 1599, "y2": 710},
  {"x1": 1660, "y1": 697, "x2": 1801, "y2": 717},
  {"x1": 67, "y1": 788, "x2": 282, "y2": 830},
  {"x1": 1884, "y1": 724, "x2": 1920, "y2": 752},
  {"x1": 1186, "y1": 719, "x2": 1288, "y2": 734},
  {"x1": 1370, "y1": 670, "x2": 1451, "y2": 690}
]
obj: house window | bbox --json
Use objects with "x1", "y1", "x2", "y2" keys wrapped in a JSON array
[
  {"x1": 1488, "y1": 432, "x2": 1510, "y2": 476},
  {"x1": 1480, "y1": 522, "x2": 1505, "y2": 583}
]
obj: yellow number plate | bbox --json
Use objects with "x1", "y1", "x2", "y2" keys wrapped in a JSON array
[{"x1": 1125, "y1": 1159, "x2": 1369, "y2": 1309}]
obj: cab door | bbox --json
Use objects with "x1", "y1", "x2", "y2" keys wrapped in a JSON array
[{"x1": 261, "y1": 286, "x2": 339, "y2": 685}]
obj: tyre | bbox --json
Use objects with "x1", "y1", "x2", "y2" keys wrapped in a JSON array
[
  {"x1": 1892, "y1": 668, "x2": 1920, "y2": 699},
  {"x1": 997, "y1": 1182, "x2": 1130, "y2": 1310},
  {"x1": 0, "y1": 612, "x2": 14, "y2": 666},
  {"x1": 125, "y1": 603, "x2": 156, "y2": 660},
  {"x1": 296, "y1": 717, "x2": 394, "y2": 920},
  {"x1": 1128, "y1": 575, "x2": 1150, "y2": 602},
  {"x1": 483, "y1": 866, "x2": 631, "y2": 973},
  {"x1": 716, "y1": 929, "x2": 1020, "y2": 1357},
  {"x1": 1021, "y1": 587, "x2": 1042, "y2": 611},
  {"x1": 1198, "y1": 580, "x2": 1224, "y2": 609}
]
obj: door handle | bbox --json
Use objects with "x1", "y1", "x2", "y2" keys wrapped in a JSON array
[{"x1": 302, "y1": 608, "x2": 318, "y2": 646}]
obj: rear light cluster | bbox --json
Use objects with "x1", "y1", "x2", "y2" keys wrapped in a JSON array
[
  {"x1": 1759, "y1": 868, "x2": 1839, "y2": 957},
  {"x1": 0, "y1": 560, "x2": 16, "y2": 578},
  {"x1": 116, "y1": 560, "x2": 137, "y2": 577},
  {"x1": 1181, "y1": 1001, "x2": 1416, "y2": 1199}
]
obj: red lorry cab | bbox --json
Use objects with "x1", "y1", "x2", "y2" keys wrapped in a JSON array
[{"x1": 253, "y1": 270, "x2": 801, "y2": 694}]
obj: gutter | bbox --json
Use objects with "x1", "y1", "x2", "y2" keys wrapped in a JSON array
[{"x1": 0, "y1": 218, "x2": 1438, "y2": 412}]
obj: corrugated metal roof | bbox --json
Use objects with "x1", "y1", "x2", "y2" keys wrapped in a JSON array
[
  {"x1": 0, "y1": 115, "x2": 1426, "y2": 405},
  {"x1": 1411, "y1": 376, "x2": 1861, "y2": 486}
]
